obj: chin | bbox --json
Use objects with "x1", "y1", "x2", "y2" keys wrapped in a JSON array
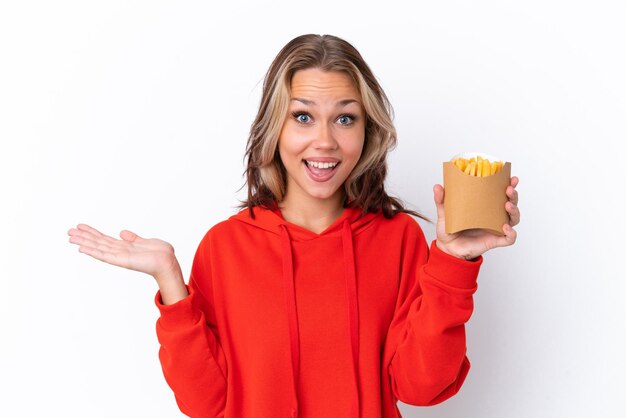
[{"x1": 305, "y1": 187, "x2": 343, "y2": 201}]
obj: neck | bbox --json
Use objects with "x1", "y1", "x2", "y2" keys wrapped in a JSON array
[{"x1": 278, "y1": 190, "x2": 345, "y2": 234}]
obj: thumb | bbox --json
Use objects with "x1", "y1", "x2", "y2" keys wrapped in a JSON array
[
  {"x1": 433, "y1": 184, "x2": 445, "y2": 221},
  {"x1": 120, "y1": 229, "x2": 140, "y2": 242},
  {"x1": 492, "y1": 223, "x2": 518, "y2": 248}
]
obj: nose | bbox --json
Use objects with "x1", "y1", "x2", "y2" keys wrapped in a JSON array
[{"x1": 312, "y1": 122, "x2": 338, "y2": 150}]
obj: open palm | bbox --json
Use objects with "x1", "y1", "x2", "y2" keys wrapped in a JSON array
[{"x1": 67, "y1": 224, "x2": 179, "y2": 279}]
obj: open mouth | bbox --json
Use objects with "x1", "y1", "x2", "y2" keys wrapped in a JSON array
[{"x1": 303, "y1": 160, "x2": 341, "y2": 181}]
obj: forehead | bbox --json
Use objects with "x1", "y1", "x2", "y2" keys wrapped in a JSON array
[{"x1": 290, "y1": 68, "x2": 360, "y2": 101}]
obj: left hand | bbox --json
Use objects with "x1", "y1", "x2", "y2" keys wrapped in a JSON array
[{"x1": 433, "y1": 176, "x2": 520, "y2": 260}]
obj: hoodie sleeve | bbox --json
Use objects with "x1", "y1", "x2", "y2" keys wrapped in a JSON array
[
  {"x1": 386, "y1": 221, "x2": 482, "y2": 406},
  {"x1": 154, "y1": 233, "x2": 228, "y2": 417}
]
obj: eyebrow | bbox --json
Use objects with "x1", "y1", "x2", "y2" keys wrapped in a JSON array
[{"x1": 291, "y1": 98, "x2": 360, "y2": 107}]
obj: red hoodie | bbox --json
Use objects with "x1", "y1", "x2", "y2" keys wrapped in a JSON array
[{"x1": 154, "y1": 204, "x2": 482, "y2": 418}]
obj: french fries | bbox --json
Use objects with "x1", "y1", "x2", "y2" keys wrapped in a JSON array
[{"x1": 451, "y1": 156, "x2": 504, "y2": 177}]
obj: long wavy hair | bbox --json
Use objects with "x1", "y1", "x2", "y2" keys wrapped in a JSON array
[{"x1": 238, "y1": 34, "x2": 429, "y2": 222}]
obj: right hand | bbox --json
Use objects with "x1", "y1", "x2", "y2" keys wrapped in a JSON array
[{"x1": 67, "y1": 223, "x2": 182, "y2": 285}]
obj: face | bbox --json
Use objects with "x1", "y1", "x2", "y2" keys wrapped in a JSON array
[{"x1": 278, "y1": 68, "x2": 366, "y2": 207}]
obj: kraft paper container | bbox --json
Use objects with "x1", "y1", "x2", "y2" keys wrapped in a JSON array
[{"x1": 443, "y1": 155, "x2": 511, "y2": 236}]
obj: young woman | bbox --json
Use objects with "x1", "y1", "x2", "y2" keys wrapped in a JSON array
[{"x1": 68, "y1": 34, "x2": 520, "y2": 418}]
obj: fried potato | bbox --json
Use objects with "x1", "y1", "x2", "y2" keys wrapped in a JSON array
[{"x1": 451, "y1": 156, "x2": 504, "y2": 177}]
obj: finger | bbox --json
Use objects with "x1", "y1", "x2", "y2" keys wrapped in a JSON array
[
  {"x1": 68, "y1": 230, "x2": 116, "y2": 248},
  {"x1": 77, "y1": 223, "x2": 106, "y2": 236},
  {"x1": 506, "y1": 202, "x2": 521, "y2": 226},
  {"x1": 78, "y1": 245, "x2": 121, "y2": 265},
  {"x1": 72, "y1": 224, "x2": 117, "y2": 244},
  {"x1": 68, "y1": 227, "x2": 99, "y2": 240},
  {"x1": 433, "y1": 184, "x2": 445, "y2": 221},
  {"x1": 493, "y1": 224, "x2": 517, "y2": 248},
  {"x1": 73, "y1": 236, "x2": 135, "y2": 269},
  {"x1": 510, "y1": 176, "x2": 519, "y2": 188},
  {"x1": 69, "y1": 234, "x2": 113, "y2": 253},
  {"x1": 506, "y1": 186, "x2": 519, "y2": 206},
  {"x1": 120, "y1": 229, "x2": 141, "y2": 242}
]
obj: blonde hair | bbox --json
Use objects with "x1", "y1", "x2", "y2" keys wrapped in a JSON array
[{"x1": 239, "y1": 34, "x2": 428, "y2": 221}]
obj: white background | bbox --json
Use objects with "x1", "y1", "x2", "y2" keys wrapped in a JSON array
[{"x1": 1, "y1": 1, "x2": 624, "y2": 417}]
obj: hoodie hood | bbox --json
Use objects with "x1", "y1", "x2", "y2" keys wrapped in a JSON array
[
  {"x1": 232, "y1": 204, "x2": 380, "y2": 241},
  {"x1": 229, "y1": 204, "x2": 381, "y2": 418}
]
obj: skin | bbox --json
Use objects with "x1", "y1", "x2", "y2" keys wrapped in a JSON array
[
  {"x1": 278, "y1": 68, "x2": 366, "y2": 234},
  {"x1": 67, "y1": 225, "x2": 188, "y2": 304},
  {"x1": 67, "y1": 68, "x2": 521, "y2": 304}
]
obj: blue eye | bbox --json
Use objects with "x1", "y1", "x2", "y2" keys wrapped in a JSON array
[
  {"x1": 337, "y1": 114, "x2": 357, "y2": 125},
  {"x1": 338, "y1": 115, "x2": 352, "y2": 125},
  {"x1": 292, "y1": 112, "x2": 311, "y2": 123}
]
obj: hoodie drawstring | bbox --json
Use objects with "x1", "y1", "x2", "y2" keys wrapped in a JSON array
[
  {"x1": 342, "y1": 219, "x2": 361, "y2": 418},
  {"x1": 279, "y1": 220, "x2": 360, "y2": 418},
  {"x1": 280, "y1": 225, "x2": 300, "y2": 418}
]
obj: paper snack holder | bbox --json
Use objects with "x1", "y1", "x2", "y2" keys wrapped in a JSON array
[{"x1": 443, "y1": 153, "x2": 511, "y2": 236}]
